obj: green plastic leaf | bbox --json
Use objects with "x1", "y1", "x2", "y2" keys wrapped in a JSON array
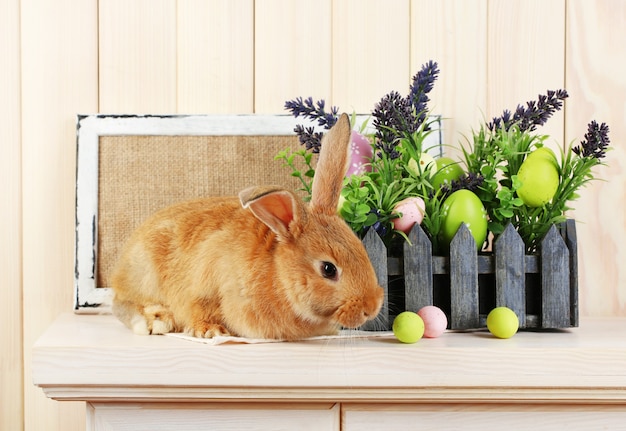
[
  {"x1": 364, "y1": 212, "x2": 379, "y2": 226},
  {"x1": 498, "y1": 208, "x2": 514, "y2": 218},
  {"x1": 353, "y1": 214, "x2": 368, "y2": 223},
  {"x1": 355, "y1": 203, "x2": 371, "y2": 214}
]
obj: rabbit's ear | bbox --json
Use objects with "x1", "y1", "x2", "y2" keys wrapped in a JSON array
[
  {"x1": 240, "y1": 186, "x2": 306, "y2": 240},
  {"x1": 310, "y1": 113, "x2": 351, "y2": 214}
]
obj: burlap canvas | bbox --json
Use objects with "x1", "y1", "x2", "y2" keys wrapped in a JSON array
[{"x1": 97, "y1": 134, "x2": 303, "y2": 288}]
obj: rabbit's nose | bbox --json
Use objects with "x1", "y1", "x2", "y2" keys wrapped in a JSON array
[{"x1": 364, "y1": 290, "x2": 383, "y2": 318}]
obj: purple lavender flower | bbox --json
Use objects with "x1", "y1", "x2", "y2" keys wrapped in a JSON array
[
  {"x1": 372, "y1": 91, "x2": 412, "y2": 156},
  {"x1": 433, "y1": 172, "x2": 485, "y2": 200},
  {"x1": 408, "y1": 60, "x2": 440, "y2": 124},
  {"x1": 293, "y1": 125, "x2": 325, "y2": 153},
  {"x1": 284, "y1": 97, "x2": 339, "y2": 153},
  {"x1": 371, "y1": 61, "x2": 439, "y2": 159},
  {"x1": 572, "y1": 120, "x2": 610, "y2": 159},
  {"x1": 489, "y1": 89, "x2": 569, "y2": 132},
  {"x1": 284, "y1": 97, "x2": 338, "y2": 128}
]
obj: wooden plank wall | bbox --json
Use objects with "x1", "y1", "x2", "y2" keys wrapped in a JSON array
[
  {"x1": 566, "y1": 1, "x2": 626, "y2": 316},
  {"x1": 1, "y1": 0, "x2": 24, "y2": 430},
  {"x1": 1, "y1": 1, "x2": 624, "y2": 430}
]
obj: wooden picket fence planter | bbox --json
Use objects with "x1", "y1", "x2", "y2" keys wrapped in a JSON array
[{"x1": 361, "y1": 219, "x2": 578, "y2": 331}]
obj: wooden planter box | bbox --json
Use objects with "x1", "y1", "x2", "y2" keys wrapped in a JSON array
[{"x1": 362, "y1": 219, "x2": 578, "y2": 331}]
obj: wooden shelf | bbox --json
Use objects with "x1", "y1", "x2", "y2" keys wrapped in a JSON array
[{"x1": 33, "y1": 314, "x2": 626, "y2": 404}]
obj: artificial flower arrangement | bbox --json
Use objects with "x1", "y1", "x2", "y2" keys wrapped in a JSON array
[{"x1": 276, "y1": 60, "x2": 611, "y2": 255}]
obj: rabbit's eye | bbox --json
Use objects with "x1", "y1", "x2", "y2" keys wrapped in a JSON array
[{"x1": 321, "y1": 261, "x2": 338, "y2": 281}]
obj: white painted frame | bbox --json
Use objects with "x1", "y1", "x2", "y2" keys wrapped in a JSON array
[{"x1": 74, "y1": 114, "x2": 442, "y2": 312}]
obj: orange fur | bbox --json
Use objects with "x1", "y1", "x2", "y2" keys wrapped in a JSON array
[{"x1": 111, "y1": 114, "x2": 384, "y2": 340}]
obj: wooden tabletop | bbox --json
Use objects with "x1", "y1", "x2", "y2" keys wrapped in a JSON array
[{"x1": 32, "y1": 313, "x2": 626, "y2": 404}]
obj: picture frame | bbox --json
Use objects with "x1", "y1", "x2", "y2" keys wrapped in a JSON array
[{"x1": 73, "y1": 114, "x2": 442, "y2": 312}]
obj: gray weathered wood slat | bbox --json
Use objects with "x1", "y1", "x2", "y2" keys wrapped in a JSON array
[
  {"x1": 404, "y1": 224, "x2": 433, "y2": 311},
  {"x1": 541, "y1": 225, "x2": 570, "y2": 328},
  {"x1": 360, "y1": 220, "x2": 577, "y2": 331},
  {"x1": 564, "y1": 219, "x2": 579, "y2": 327},
  {"x1": 494, "y1": 223, "x2": 526, "y2": 327},
  {"x1": 449, "y1": 224, "x2": 480, "y2": 329},
  {"x1": 434, "y1": 255, "x2": 534, "y2": 275},
  {"x1": 362, "y1": 228, "x2": 389, "y2": 330}
]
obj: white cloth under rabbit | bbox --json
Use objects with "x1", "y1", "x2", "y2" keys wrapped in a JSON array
[{"x1": 166, "y1": 330, "x2": 395, "y2": 346}]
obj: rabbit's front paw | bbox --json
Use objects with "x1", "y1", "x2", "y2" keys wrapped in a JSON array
[
  {"x1": 130, "y1": 313, "x2": 151, "y2": 335},
  {"x1": 143, "y1": 304, "x2": 175, "y2": 334},
  {"x1": 184, "y1": 322, "x2": 231, "y2": 338}
]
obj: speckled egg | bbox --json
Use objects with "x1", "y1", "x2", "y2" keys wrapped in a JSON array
[
  {"x1": 516, "y1": 148, "x2": 559, "y2": 208},
  {"x1": 440, "y1": 189, "x2": 488, "y2": 250},
  {"x1": 392, "y1": 197, "x2": 425, "y2": 234},
  {"x1": 432, "y1": 157, "x2": 465, "y2": 189},
  {"x1": 407, "y1": 153, "x2": 437, "y2": 177},
  {"x1": 417, "y1": 305, "x2": 448, "y2": 338},
  {"x1": 346, "y1": 131, "x2": 373, "y2": 177}
]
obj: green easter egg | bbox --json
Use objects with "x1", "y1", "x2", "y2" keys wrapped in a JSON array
[
  {"x1": 392, "y1": 311, "x2": 425, "y2": 344},
  {"x1": 487, "y1": 307, "x2": 519, "y2": 339}
]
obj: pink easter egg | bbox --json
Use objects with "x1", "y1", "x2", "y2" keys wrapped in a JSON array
[
  {"x1": 392, "y1": 197, "x2": 425, "y2": 234},
  {"x1": 346, "y1": 131, "x2": 373, "y2": 177},
  {"x1": 417, "y1": 305, "x2": 448, "y2": 338}
]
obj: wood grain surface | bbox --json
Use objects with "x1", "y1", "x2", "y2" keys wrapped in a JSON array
[
  {"x1": 4, "y1": 2, "x2": 625, "y2": 430},
  {"x1": 33, "y1": 314, "x2": 626, "y2": 400}
]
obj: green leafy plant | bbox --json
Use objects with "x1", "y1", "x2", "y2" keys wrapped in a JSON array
[
  {"x1": 461, "y1": 91, "x2": 610, "y2": 252},
  {"x1": 274, "y1": 148, "x2": 315, "y2": 201},
  {"x1": 279, "y1": 62, "x2": 611, "y2": 254},
  {"x1": 283, "y1": 61, "x2": 442, "y2": 245}
]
